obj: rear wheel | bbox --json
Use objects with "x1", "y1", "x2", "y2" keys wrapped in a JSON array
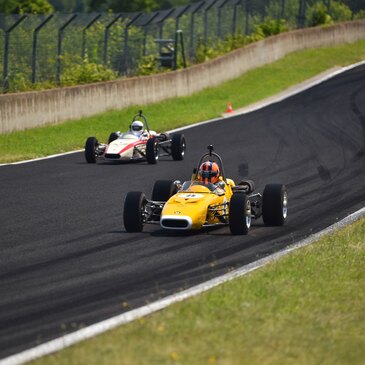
[
  {"x1": 152, "y1": 180, "x2": 177, "y2": 201},
  {"x1": 238, "y1": 179, "x2": 255, "y2": 194},
  {"x1": 123, "y1": 192, "x2": 147, "y2": 232},
  {"x1": 146, "y1": 138, "x2": 159, "y2": 164},
  {"x1": 85, "y1": 137, "x2": 98, "y2": 163},
  {"x1": 229, "y1": 193, "x2": 251, "y2": 235},
  {"x1": 262, "y1": 184, "x2": 287, "y2": 226},
  {"x1": 108, "y1": 132, "x2": 119, "y2": 144},
  {"x1": 171, "y1": 134, "x2": 186, "y2": 161}
]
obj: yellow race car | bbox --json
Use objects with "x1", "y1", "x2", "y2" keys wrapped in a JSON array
[{"x1": 123, "y1": 146, "x2": 287, "y2": 235}]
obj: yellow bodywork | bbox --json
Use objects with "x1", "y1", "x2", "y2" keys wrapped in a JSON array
[{"x1": 160, "y1": 178, "x2": 235, "y2": 230}]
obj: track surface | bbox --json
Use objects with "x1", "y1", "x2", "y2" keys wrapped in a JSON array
[{"x1": 0, "y1": 65, "x2": 364, "y2": 359}]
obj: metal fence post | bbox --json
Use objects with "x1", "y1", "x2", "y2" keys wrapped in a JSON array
[
  {"x1": 32, "y1": 15, "x2": 53, "y2": 84},
  {"x1": 244, "y1": 0, "x2": 250, "y2": 35},
  {"x1": 217, "y1": 0, "x2": 228, "y2": 39},
  {"x1": 175, "y1": 5, "x2": 190, "y2": 33},
  {"x1": 3, "y1": 15, "x2": 27, "y2": 93},
  {"x1": 297, "y1": 0, "x2": 306, "y2": 28},
  {"x1": 57, "y1": 14, "x2": 77, "y2": 83},
  {"x1": 204, "y1": 0, "x2": 219, "y2": 50},
  {"x1": 280, "y1": 0, "x2": 285, "y2": 18},
  {"x1": 173, "y1": 6, "x2": 189, "y2": 69},
  {"x1": 178, "y1": 30, "x2": 186, "y2": 68},
  {"x1": 123, "y1": 13, "x2": 142, "y2": 75},
  {"x1": 82, "y1": 14, "x2": 101, "y2": 60},
  {"x1": 189, "y1": 2, "x2": 205, "y2": 60},
  {"x1": 142, "y1": 12, "x2": 159, "y2": 56},
  {"x1": 232, "y1": 0, "x2": 240, "y2": 35},
  {"x1": 158, "y1": 9, "x2": 174, "y2": 42},
  {"x1": 104, "y1": 14, "x2": 122, "y2": 65}
]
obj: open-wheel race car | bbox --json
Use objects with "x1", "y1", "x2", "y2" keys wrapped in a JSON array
[
  {"x1": 123, "y1": 145, "x2": 288, "y2": 235},
  {"x1": 84, "y1": 111, "x2": 186, "y2": 164}
]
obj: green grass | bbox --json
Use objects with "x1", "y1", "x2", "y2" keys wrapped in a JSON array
[
  {"x1": 1, "y1": 39, "x2": 365, "y2": 163},
  {"x1": 29, "y1": 217, "x2": 365, "y2": 365}
]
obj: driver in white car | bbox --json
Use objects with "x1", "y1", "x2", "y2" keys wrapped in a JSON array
[
  {"x1": 129, "y1": 120, "x2": 157, "y2": 139},
  {"x1": 130, "y1": 120, "x2": 145, "y2": 137}
]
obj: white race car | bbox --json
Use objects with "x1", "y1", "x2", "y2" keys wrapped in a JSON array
[{"x1": 84, "y1": 111, "x2": 186, "y2": 164}]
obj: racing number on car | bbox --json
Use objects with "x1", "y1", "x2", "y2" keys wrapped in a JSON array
[{"x1": 180, "y1": 193, "x2": 203, "y2": 199}]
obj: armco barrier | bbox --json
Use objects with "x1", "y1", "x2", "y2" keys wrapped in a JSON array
[{"x1": 0, "y1": 20, "x2": 364, "y2": 134}]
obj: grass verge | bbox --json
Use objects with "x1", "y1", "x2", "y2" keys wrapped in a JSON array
[
  {"x1": 1, "y1": 40, "x2": 365, "y2": 163},
  {"x1": 29, "y1": 216, "x2": 365, "y2": 365}
]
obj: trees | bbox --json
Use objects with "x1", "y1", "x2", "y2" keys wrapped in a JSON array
[
  {"x1": 0, "y1": 0, "x2": 54, "y2": 14},
  {"x1": 89, "y1": 0, "x2": 172, "y2": 12}
]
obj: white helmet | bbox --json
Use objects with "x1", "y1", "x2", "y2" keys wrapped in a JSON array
[{"x1": 130, "y1": 120, "x2": 144, "y2": 136}]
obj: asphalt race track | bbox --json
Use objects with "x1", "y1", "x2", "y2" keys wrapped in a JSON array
[{"x1": 0, "y1": 64, "x2": 364, "y2": 360}]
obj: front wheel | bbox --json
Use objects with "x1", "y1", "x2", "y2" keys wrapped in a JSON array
[
  {"x1": 146, "y1": 138, "x2": 159, "y2": 164},
  {"x1": 262, "y1": 184, "x2": 287, "y2": 226},
  {"x1": 123, "y1": 191, "x2": 147, "y2": 232},
  {"x1": 108, "y1": 132, "x2": 119, "y2": 144},
  {"x1": 171, "y1": 134, "x2": 186, "y2": 161},
  {"x1": 85, "y1": 137, "x2": 98, "y2": 163},
  {"x1": 229, "y1": 193, "x2": 251, "y2": 235}
]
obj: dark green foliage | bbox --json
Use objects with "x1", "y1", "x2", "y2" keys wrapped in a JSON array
[
  {"x1": 0, "y1": 0, "x2": 54, "y2": 14},
  {"x1": 308, "y1": 2, "x2": 332, "y2": 25},
  {"x1": 254, "y1": 18, "x2": 289, "y2": 37},
  {"x1": 89, "y1": 0, "x2": 171, "y2": 12}
]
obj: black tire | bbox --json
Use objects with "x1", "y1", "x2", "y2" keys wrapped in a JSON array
[
  {"x1": 238, "y1": 179, "x2": 255, "y2": 194},
  {"x1": 152, "y1": 180, "x2": 177, "y2": 202},
  {"x1": 85, "y1": 137, "x2": 98, "y2": 163},
  {"x1": 229, "y1": 193, "x2": 251, "y2": 235},
  {"x1": 262, "y1": 184, "x2": 287, "y2": 226},
  {"x1": 146, "y1": 138, "x2": 159, "y2": 164},
  {"x1": 157, "y1": 133, "x2": 170, "y2": 142},
  {"x1": 171, "y1": 134, "x2": 186, "y2": 161},
  {"x1": 123, "y1": 191, "x2": 147, "y2": 232},
  {"x1": 108, "y1": 132, "x2": 119, "y2": 144}
]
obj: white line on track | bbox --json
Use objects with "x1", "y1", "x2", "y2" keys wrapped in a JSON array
[
  {"x1": 1, "y1": 60, "x2": 365, "y2": 168},
  {"x1": 1, "y1": 206, "x2": 364, "y2": 365}
]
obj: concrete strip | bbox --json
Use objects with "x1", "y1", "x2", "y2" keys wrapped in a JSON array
[{"x1": 1, "y1": 206, "x2": 364, "y2": 365}]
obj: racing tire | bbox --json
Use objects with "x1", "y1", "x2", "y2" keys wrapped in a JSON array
[
  {"x1": 146, "y1": 138, "x2": 159, "y2": 164},
  {"x1": 238, "y1": 179, "x2": 255, "y2": 194},
  {"x1": 157, "y1": 133, "x2": 170, "y2": 142},
  {"x1": 171, "y1": 134, "x2": 186, "y2": 161},
  {"x1": 152, "y1": 180, "x2": 178, "y2": 202},
  {"x1": 85, "y1": 137, "x2": 98, "y2": 163},
  {"x1": 262, "y1": 184, "x2": 287, "y2": 226},
  {"x1": 123, "y1": 191, "x2": 147, "y2": 232},
  {"x1": 108, "y1": 132, "x2": 119, "y2": 144},
  {"x1": 229, "y1": 193, "x2": 251, "y2": 235}
]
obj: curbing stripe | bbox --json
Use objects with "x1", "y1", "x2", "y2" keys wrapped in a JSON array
[
  {"x1": 1, "y1": 61, "x2": 365, "y2": 167},
  {"x1": 1, "y1": 206, "x2": 364, "y2": 365}
]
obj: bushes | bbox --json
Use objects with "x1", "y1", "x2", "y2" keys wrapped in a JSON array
[
  {"x1": 308, "y1": 1, "x2": 353, "y2": 26},
  {"x1": 61, "y1": 59, "x2": 117, "y2": 85},
  {"x1": 194, "y1": 18, "x2": 289, "y2": 64}
]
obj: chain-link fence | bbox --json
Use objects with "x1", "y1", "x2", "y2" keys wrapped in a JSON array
[{"x1": 0, "y1": 0, "x2": 361, "y2": 93}]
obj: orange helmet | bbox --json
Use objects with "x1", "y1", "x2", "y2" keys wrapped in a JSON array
[{"x1": 198, "y1": 161, "x2": 220, "y2": 184}]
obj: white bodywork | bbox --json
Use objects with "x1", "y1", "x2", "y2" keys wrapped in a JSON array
[{"x1": 104, "y1": 132, "x2": 156, "y2": 161}]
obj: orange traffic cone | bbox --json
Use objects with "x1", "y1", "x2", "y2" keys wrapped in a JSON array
[{"x1": 226, "y1": 102, "x2": 233, "y2": 113}]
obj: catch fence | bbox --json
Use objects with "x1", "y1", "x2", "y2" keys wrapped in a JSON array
[{"x1": 0, "y1": 0, "x2": 358, "y2": 92}]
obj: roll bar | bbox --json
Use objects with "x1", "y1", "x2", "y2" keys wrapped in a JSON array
[
  {"x1": 132, "y1": 110, "x2": 150, "y2": 133},
  {"x1": 196, "y1": 145, "x2": 226, "y2": 182}
]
